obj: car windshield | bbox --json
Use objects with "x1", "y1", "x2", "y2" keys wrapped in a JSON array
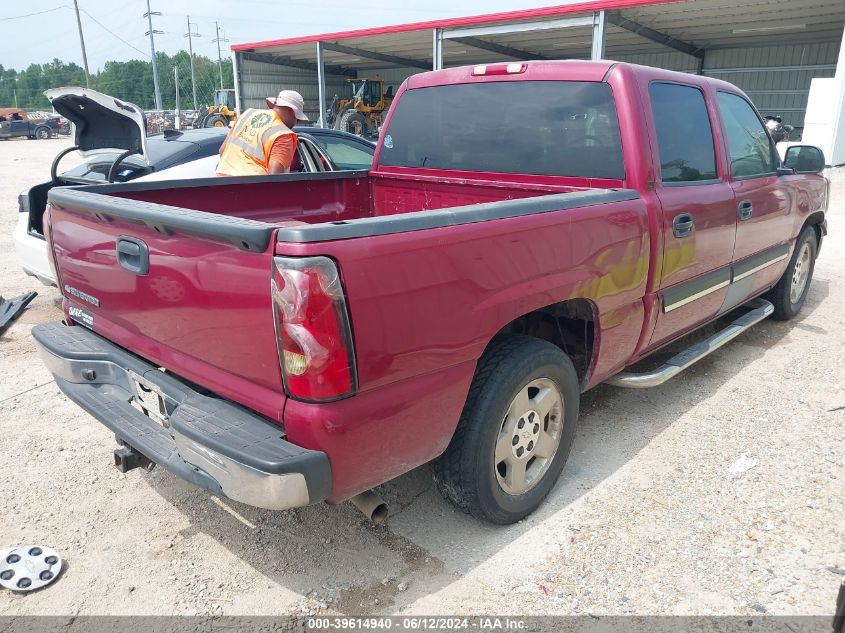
[{"x1": 379, "y1": 80, "x2": 625, "y2": 179}]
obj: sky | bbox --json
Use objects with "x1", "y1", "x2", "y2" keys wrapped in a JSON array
[{"x1": 0, "y1": 0, "x2": 561, "y2": 72}]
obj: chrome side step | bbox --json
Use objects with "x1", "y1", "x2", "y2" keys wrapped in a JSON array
[{"x1": 606, "y1": 298, "x2": 774, "y2": 389}]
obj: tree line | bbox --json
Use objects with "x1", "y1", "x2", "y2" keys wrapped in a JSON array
[{"x1": 0, "y1": 52, "x2": 233, "y2": 111}]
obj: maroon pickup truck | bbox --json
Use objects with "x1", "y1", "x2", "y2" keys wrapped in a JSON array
[{"x1": 34, "y1": 61, "x2": 828, "y2": 524}]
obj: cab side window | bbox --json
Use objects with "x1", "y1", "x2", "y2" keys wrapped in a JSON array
[
  {"x1": 649, "y1": 82, "x2": 718, "y2": 184},
  {"x1": 717, "y1": 92, "x2": 775, "y2": 179}
]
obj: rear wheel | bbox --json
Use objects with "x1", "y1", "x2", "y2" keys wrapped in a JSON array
[
  {"x1": 35, "y1": 126, "x2": 51, "y2": 140},
  {"x1": 433, "y1": 335, "x2": 579, "y2": 524},
  {"x1": 766, "y1": 225, "x2": 818, "y2": 320}
]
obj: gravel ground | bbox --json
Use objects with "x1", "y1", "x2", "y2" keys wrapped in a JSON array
[{"x1": 0, "y1": 137, "x2": 842, "y2": 617}]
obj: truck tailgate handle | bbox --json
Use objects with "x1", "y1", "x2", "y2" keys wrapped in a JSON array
[
  {"x1": 738, "y1": 199, "x2": 753, "y2": 220},
  {"x1": 672, "y1": 213, "x2": 694, "y2": 238},
  {"x1": 116, "y1": 236, "x2": 149, "y2": 275}
]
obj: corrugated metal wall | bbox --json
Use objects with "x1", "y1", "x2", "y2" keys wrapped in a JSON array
[
  {"x1": 614, "y1": 50, "x2": 700, "y2": 72},
  {"x1": 364, "y1": 66, "x2": 422, "y2": 93},
  {"x1": 702, "y1": 42, "x2": 839, "y2": 127},
  {"x1": 239, "y1": 41, "x2": 840, "y2": 129},
  {"x1": 608, "y1": 43, "x2": 840, "y2": 128},
  {"x1": 238, "y1": 57, "x2": 351, "y2": 121}
]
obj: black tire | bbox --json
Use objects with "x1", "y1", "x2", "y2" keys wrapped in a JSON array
[
  {"x1": 35, "y1": 126, "x2": 51, "y2": 140},
  {"x1": 433, "y1": 335, "x2": 580, "y2": 524},
  {"x1": 205, "y1": 115, "x2": 228, "y2": 128},
  {"x1": 766, "y1": 225, "x2": 818, "y2": 321},
  {"x1": 336, "y1": 110, "x2": 368, "y2": 136}
]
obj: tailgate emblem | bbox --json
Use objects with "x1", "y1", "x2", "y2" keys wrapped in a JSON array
[{"x1": 64, "y1": 285, "x2": 100, "y2": 307}]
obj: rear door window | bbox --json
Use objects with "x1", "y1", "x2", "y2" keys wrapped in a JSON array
[
  {"x1": 379, "y1": 81, "x2": 624, "y2": 179},
  {"x1": 649, "y1": 82, "x2": 718, "y2": 184},
  {"x1": 717, "y1": 92, "x2": 775, "y2": 179}
]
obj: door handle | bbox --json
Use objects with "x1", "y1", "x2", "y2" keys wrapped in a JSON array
[
  {"x1": 116, "y1": 236, "x2": 149, "y2": 275},
  {"x1": 738, "y1": 199, "x2": 753, "y2": 221},
  {"x1": 672, "y1": 213, "x2": 694, "y2": 238}
]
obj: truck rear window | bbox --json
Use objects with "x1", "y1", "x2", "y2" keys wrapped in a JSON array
[{"x1": 379, "y1": 81, "x2": 624, "y2": 179}]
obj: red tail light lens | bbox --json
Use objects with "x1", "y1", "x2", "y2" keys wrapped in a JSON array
[{"x1": 271, "y1": 256, "x2": 357, "y2": 402}]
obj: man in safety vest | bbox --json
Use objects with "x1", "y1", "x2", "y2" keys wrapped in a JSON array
[{"x1": 217, "y1": 90, "x2": 309, "y2": 176}]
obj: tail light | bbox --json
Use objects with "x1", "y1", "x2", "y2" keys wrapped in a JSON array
[{"x1": 271, "y1": 256, "x2": 357, "y2": 402}]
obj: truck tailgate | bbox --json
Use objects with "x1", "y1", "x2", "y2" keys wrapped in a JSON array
[{"x1": 47, "y1": 191, "x2": 286, "y2": 421}]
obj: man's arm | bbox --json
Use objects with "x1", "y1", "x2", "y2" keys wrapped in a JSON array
[{"x1": 268, "y1": 135, "x2": 295, "y2": 174}]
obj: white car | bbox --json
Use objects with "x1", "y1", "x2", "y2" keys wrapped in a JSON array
[{"x1": 14, "y1": 87, "x2": 358, "y2": 286}]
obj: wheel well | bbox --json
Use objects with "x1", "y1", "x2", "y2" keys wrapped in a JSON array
[
  {"x1": 493, "y1": 299, "x2": 596, "y2": 387},
  {"x1": 804, "y1": 211, "x2": 825, "y2": 247}
]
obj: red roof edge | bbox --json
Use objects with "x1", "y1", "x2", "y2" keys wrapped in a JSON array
[{"x1": 231, "y1": 0, "x2": 685, "y2": 51}]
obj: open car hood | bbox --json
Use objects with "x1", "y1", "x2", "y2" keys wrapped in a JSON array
[{"x1": 44, "y1": 87, "x2": 149, "y2": 165}]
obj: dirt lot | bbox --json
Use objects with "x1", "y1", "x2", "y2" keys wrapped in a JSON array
[{"x1": 0, "y1": 137, "x2": 843, "y2": 617}]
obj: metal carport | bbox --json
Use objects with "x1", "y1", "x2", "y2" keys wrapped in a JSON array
[{"x1": 230, "y1": 0, "x2": 845, "y2": 161}]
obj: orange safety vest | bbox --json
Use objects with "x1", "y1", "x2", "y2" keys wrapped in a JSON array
[{"x1": 217, "y1": 108, "x2": 298, "y2": 176}]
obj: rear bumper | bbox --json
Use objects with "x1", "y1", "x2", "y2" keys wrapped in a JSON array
[{"x1": 32, "y1": 321, "x2": 332, "y2": 510}]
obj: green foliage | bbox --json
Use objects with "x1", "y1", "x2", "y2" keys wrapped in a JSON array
[{"x1": 0, "y1": 52, "x2": 233, "y2": 111}]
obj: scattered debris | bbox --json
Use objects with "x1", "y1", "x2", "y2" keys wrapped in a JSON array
[
  {"x1": 397, "y1": 581, "x2": 409, "y2": 592},
  {"x1": 649, "y1": 495, "x2": 669, "y2": 507},
  {"x1": 728, "y1": 453, "x2": 758, "y2": 475},
  {"x1": 0, "y1": 545, "x2": 62, "y2": 592},
  {"x1": 0, "y1": 291, "x2": 37, "y2": 336}
]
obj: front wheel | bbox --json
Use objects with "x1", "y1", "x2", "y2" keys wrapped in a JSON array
[
  {"x1": 767, "y1": 225, "x2": 818, "y2": 320},
  {"x1": 206, "y1": 115, "x2": 228, "y2": 128},
  {"x1": 35, "y1": 126, "x2": 51, "y2": 140},
  {"x1": 336, "y1": 110, "x2": 368, "y2": 136},
  {"x1": 433, "y1": 335, "x2": 579, "y2": 524}
]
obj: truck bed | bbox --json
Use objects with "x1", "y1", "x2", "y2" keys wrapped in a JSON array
[{"x1": 49, "y1": 170, "x2": 628, "y2": 248}]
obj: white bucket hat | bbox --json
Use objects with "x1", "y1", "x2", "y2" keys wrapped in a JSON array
[{"x1": 265, "y1": 90, "x2": 309, "y2": 121}]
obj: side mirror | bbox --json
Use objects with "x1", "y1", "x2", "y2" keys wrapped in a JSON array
[{"x1": 782, "y1": 145, "x2": 826, "y2": 174}]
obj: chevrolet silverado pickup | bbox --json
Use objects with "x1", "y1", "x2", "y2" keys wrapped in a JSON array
[{"x1": 33, "y1": 61, "x2": 829, "y2": 524}]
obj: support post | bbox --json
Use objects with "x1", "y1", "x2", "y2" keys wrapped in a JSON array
[
  {"x1": 591, "y1": 11, "x2": 606, "y2": 61},
  {"x1": 144, "y1": 0, "x2": 163, "y2": 110},
  {"x1": 232, "y1": 51, "x2": 242, "y2": 115},
  {"x1": 174, "y1": 67, "x2": 180, "y2": 130},
  {"x1": 213, "y1": 22, "x2": 229, "y2": 89},
  {"x1": 185, "y1": 15, "x2": 200, "y2": 111},
  {"x1": 316, "y1": 41, "x2": 327, "y2": 128},
  {"x1": 433, "y1": 28, "x2": 443, "y2": 70},
  {"x1": 72, "y1": 0, "x2": 91, "y2": 88}
]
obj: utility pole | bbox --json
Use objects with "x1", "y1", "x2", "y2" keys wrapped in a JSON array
[
  {"x1": 212, "y1": 22, "x2": 229, "y2": 89},
  {"x1": 143, "y1": 0, "x2": 163, "y2": 110},
  {"x1": 72, "y1": 0, "x2": 91, "y2": 88},
  {"x1": 174, "y1": 67, "x2": 180, "y2": 130},
  {"x1": 184, "y1": 16, "x2": 200, "y2": 111}
]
